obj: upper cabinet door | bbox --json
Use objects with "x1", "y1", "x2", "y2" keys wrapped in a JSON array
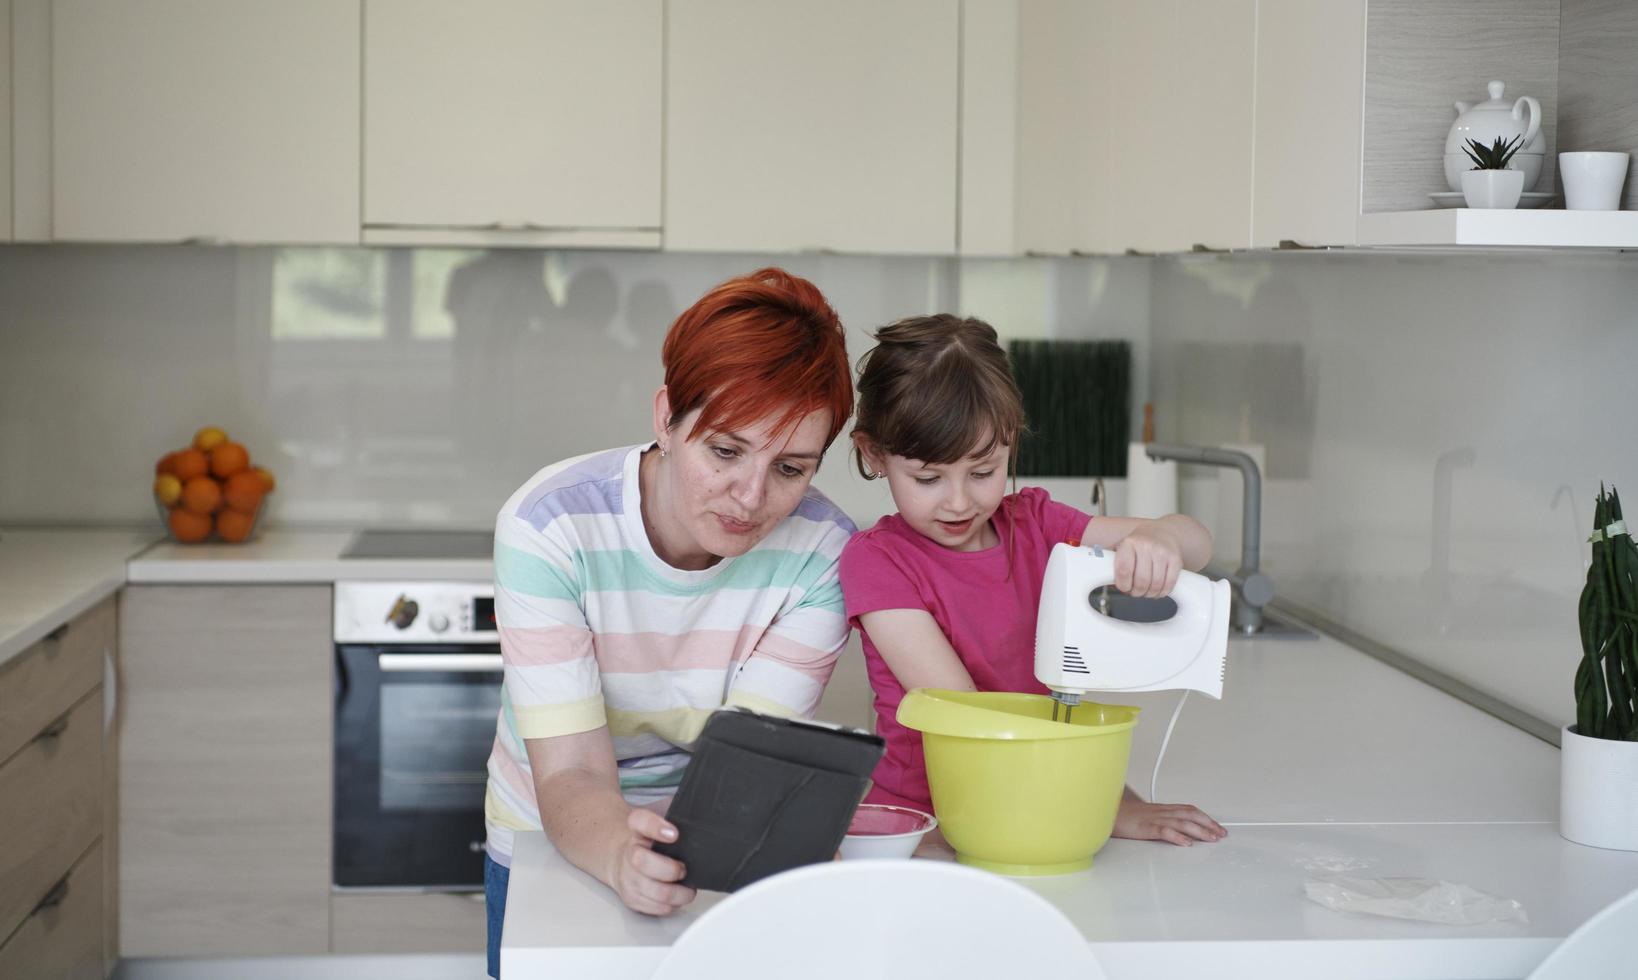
[
  {"x1": 1004, "y1": 0, "x2": 1253, "y2": 257},
  {"x1": 664, "y1": 0, "x2": 958, "y2": 254},
  {"x1": 1251, "y1": 0, "x2": 1366, "y2": 248},
  {"x1": 1, "y1": 0, "x2": 12, "y2": 241},
  {"x1": 363, "y1": 0, "x2": 662, "y2": 244},
  {"x1": 51, "y1": 0, "x2": 360, "y2": 244}
]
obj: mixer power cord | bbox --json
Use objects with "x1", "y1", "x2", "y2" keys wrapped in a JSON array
[{"x1": 1150, "y1": 689, "x2": 1189, "y2": 803}]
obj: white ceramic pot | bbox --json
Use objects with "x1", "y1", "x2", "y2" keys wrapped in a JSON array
[
  {"x1": 1559, "y1": 151, "x2": 1631, "y2": 210},
  {"x1": 1561, "y1": 724, "x2": 1638, "y2": 851},
  {"x1": 1460, "y1": 168, "x2": 1524, "y2": 209},
  {"x1": 1443, "y1": 80, "x2": 1545, "y2": 192}
]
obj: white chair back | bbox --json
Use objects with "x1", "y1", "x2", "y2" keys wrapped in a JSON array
[
  {"x1": 650, "y1": 860, "x2": 1105, "y2": 980},
  {"x1": 1528, "y1": 885, "x2": 1638, "y2": 980}
]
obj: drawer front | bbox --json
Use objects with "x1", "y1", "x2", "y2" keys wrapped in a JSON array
[
  {"x1": 0, "y1": 691, "x2": 103, "y2": 942},
  {"x1": 331, "y1": 892, "x2": 486, "y2": 953},
  {"x1": 0, "y1": 840, "x2": 104, "y2": 980},
  {"x1": 0, "y1": 596, "x2": 114, "y2": 765}
]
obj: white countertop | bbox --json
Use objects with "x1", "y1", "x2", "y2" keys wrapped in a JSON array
[
  {"x1": 126, "y1": 528, "x2": 492, "y2": 583},
  {"x1": 501, "y1": 635, "x2": 1616, "y2": 980},
  {"x1": 0, "y1": 525, "x2": 494, "y2": 669},
  {"x1": 0, "y1": 527, "x2": 159, "y2": 668}
]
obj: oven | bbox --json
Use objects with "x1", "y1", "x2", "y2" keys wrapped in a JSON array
[{"x1": 333, "y1": 580, "x2": 500, "y2": 891}]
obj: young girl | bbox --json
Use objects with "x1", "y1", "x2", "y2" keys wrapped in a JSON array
[{"x1": 839, "y1": 315, "x2": 1226, "y2": 847}]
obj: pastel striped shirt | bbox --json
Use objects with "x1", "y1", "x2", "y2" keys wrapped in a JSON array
[{"x1": 483, "y1": 444, "x2": 856, "y2": 866}]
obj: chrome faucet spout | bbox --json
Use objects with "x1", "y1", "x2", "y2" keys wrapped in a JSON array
[{"x1": 1142, "y1": 443, "x2": 1270, "y2": 633}]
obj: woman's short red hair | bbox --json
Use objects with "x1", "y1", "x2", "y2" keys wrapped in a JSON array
[{"x1": 662, "y1": 267, "x2": 853, "y2": 449}]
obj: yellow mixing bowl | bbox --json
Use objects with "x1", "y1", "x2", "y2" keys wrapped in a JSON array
[{"x1": 897, "y1": 689, "x2": 1139, "y2": 876}]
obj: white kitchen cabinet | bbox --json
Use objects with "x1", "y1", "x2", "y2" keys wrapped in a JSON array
[
  {"x1": 50, "y1": 0, "x2": 360, "y2": 244},
  {"x1": 363, "y1": 0, "x2": 662, "y2": 248},
  {"x1": 1250, "y1": 0, "x2": 1366, "y2": 248},
  {"x1": 1166, "y1": 0, "x2": 1256, "y2": 252},
  {"x1": 999, "y1": 0, "x2": 1107, "y2": 256},
  {"x1": 664, "y1": 0, "x2": 958, "y2": 254},
  {"x1": 983, "y1": 0, "x2": 1254, "y2": 257},
  {"x1": 1, "y1": 0, "x2": 11, "y2": 241}
]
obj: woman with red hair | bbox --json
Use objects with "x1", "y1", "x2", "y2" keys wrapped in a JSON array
[{"x1": 481, "y1": 268, "x2": 856, "y2": 975}]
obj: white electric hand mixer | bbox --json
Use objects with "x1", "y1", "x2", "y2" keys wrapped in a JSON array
[{"x1": 1035, "y1": 542, "x2": 1231, "y2": 723}]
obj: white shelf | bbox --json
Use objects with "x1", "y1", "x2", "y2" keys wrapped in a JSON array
[{"x1": 1357, "y1": 208, "x2": 1638, "y2": 248}]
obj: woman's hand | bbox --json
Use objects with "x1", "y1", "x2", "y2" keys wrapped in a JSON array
[
  {"x1": 1113, "y1": 797, "x2": 1226, "y2": 846},
  {"x1": 608, "y1": 808, "x2": 696, "y2": 916},
  {"x1": 1113, "y1": 524, "x2": 1186, "y2": 598}
]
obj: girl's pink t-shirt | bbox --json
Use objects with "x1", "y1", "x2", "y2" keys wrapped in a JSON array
[{"x1": 839, "y1": 487, "x2": 1091, "y2": 810}]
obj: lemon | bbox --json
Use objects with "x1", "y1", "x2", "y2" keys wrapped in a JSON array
[
  {"x1": 153, "y1": 473, "x2": 183, "y2": 507},
  {"x1": 192, "y1": 426, "x2": 228, "y2": 452}
]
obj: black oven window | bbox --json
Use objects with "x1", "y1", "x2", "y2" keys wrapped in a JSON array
[{"x1": 379, "y1": 680, "x2": 498, "y2": 812}]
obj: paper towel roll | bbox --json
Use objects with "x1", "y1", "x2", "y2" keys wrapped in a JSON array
[
  {"x1": 1216, "y1": 442, "x2": 1265, "y2": 561},
  {"x1": 1125, "y1": 442, "x2": 1178, "y2": 519}
]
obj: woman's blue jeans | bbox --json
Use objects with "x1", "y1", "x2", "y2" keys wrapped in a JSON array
[{"x1": 485, "y1": 853, "x2": 510, "y2": 979}]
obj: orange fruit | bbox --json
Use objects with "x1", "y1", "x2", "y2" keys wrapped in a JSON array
[
  {"x1": 215, "y1": 509, "x2": 255, "y2": 543},
  {"x1": 156, "y1": 451, "x2": 181, "y2": 476},
  {"x1": 180, "y1": 476, "x2": 222, "y2": 515},
  {"x1": 168, "y1": 508, "x2": 213, "y2": 543},
  {"x1": 222, "y1": 471, "x2": 265, "y2": 513},
  {"x1": 251, "y1": 466, "x2": 276, "y2": 494},
  {"x1": 193, "y1": 426, "x2": 228, "y2": 452},
  {"x1": 210, "y1": 441, "x2": 249, "y2": 479},
  {"x1": 173, "y1": 448, "x2": 209, "y2": 482},
  {"x1": 153, "y1": 474, "x2": 183, "y2": 507}
]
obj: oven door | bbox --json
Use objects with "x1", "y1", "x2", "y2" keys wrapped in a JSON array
[{"x1": 334, "y1": 643, "x2": 501, "y2": 890}]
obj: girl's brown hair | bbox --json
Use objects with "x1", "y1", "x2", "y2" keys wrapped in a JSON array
[{"x1": 851, "y1": 315, "x2": 1027, "y2": 478}]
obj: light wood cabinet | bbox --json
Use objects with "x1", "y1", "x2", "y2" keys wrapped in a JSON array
[
  {"x1": 330, "y1": 893, "x2": 486, "y2": 954},
  {"x1": 0, "y1": 842, "x2": 105, "y2": 980},
  {"x1": 664, "y1": 0, "x2": 959, "y2": 254},
  {"x1": 118, "y1": 585, "x2": 331, "y2": 958},
  {"x1": 0, "y1": 596, "x2": 116, "y2": 977},
  {"x1": 50, "y1": 0, "x2": 360, "y2": 244},
  {"x1": 363, "y1": 0, "x2": 662, "y2": 248}
]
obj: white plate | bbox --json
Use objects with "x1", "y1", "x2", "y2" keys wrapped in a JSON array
[{"x1": 1428, "y1": 191, "x2": 1557, "y2": 209}]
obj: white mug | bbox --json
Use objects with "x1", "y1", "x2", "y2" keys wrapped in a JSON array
[{"x1": 1559, "y1": 151, "x2": 1630, "y2": 210}]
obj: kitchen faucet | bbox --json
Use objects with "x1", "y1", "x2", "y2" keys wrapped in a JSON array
[{"x1": 1142, "y1": 444, "x2": 1275, "y2": 635}]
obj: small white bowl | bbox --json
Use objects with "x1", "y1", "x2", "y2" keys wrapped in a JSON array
[{"x1": 838, "y1": 804, "x2": 937, "y2": 860}]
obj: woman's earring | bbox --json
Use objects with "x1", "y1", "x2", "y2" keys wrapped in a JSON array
[{"x1": 660, "y1": 446, "x2": 668, "y2": 459}]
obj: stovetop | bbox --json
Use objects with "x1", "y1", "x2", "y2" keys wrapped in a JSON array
[{"x1": 341, "y1": 529, "x2": 493, "y2": 561}]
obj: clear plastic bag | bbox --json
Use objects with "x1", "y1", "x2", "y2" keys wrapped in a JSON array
[{"x1": 1304, "y1": 875, "x2": 1529, "y2": 926}]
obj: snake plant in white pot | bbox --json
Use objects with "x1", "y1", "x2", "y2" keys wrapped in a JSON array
[{"x1": 1562, "y1": 486, "x2": 1638, "y2": 850}]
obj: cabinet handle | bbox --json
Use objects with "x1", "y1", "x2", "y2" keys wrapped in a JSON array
[
  {"x1": 44, "y1": 623, "x2": 68, "y2": 643},
  {"x1": 32, "y1": 877, "x2": 69, "y2": 915},
  {"x1": 181, "y1": 235, "x2": 225, "y2": 246},
  {"x1": 32, "y1": 715, "x2": 69, "y2": 744}
]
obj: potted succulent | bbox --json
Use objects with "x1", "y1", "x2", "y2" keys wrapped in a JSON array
[
  {"x1": 1562, "y1": 486, "x2": 1638, "y2": 850},
  {"x1": 1460, "y1": 135, "x2": 1527, "y2": 209}
]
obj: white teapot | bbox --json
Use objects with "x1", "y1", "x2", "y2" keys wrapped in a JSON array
[{"x1": 1444, "y1": 80, "x2": 1544, "y2": 192}]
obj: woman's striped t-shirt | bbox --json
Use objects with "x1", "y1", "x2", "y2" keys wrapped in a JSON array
[{"x1": 483, "y1": 444, "x2": 856, "y2": 866}]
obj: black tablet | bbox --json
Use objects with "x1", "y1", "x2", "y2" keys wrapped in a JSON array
[{"x1": 653, "y1": 708, "x2": 885, "y2": 892}]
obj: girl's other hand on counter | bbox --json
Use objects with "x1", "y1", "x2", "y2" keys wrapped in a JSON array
[{"x1": 1113, "y1": 797, "x2": 1227, "y2": 847}]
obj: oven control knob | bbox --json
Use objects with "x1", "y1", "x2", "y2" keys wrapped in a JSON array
[
  {"x1": 386, "y1": 596, "x2": 419, "y2": 630},
  {"x1": 428, "y1": 614, "x2": 451, "y2": 634}
]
